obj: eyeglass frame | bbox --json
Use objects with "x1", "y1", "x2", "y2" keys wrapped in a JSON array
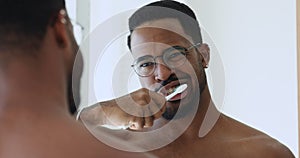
[{"x1": 131, "y1": 42, "x2": 201, "y2": 77}]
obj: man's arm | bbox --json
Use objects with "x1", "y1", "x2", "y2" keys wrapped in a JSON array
[{"x1": 77, "y1": 88, "x2": 166, "y2": 130}]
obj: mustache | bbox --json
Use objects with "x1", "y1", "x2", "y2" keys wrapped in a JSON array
[{"x1": 154, "y1": 74, "x2": 179, "y2": 92}]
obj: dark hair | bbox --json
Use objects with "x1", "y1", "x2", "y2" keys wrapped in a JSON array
[
  {"x1": 0, "y1": 0, "x2": 65, "y2": 50},
  {"x1": 127, "y1": 0, "x2": 202, "y2": 50}
]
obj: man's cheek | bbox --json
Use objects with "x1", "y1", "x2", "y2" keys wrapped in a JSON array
[{"x1": 139, "y1": 78, "x2": 151, "y2": 87}]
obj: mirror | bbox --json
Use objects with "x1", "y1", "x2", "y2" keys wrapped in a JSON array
[{"x1": 66, "y1": 0, "x2": 298, "y2": 156}]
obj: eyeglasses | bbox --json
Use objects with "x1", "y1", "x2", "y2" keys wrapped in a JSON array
[
  {"x1": 131, "y1": 43, "x2": 201, "y2": 77},
  {"x1": 70, "y1": 19, "x2": 84, "y2": 45}
]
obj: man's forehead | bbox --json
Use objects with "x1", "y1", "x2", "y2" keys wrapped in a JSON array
[
  {"x1": 131, "y1": 18, "x2": 193, "y2": 47},
  {"x1": 136, "y1": 18, "x2": 185, "y2": 34}
]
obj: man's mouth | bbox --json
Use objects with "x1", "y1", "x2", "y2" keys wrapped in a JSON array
[
  {"x1": 167, "y1": 86, "x2": 177, "y2": 95},
  {"x1": 157, "y1": 83, "x2": 179, "y2": 96},
  {"x1": 158, "y1": 83, "x2": 188, "y2": 101},
  {"x1": 167, "y1": 84, "x2": 188, "y2": 101}
]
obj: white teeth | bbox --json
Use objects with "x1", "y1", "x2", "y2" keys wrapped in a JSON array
[{"x1": 167, "y1": 86, "x2": 176, "y2": 95}]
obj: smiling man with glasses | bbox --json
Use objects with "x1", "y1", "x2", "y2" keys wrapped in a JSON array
[{"x1": 79, "y1": 0, "x2": 295, "y2": 157}]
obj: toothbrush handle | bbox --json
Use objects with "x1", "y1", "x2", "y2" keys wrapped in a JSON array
[{"x1": 165, "y1": 92, "x2": 177, "y2": 101}]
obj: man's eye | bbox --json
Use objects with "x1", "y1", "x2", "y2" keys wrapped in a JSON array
[
  {"x1": 167, "y1": 51, "x2": 186, "y2": 60},
  {"x1": 139, "y1": 62, "x2": 155, "y2": 67},
  {"x1": 169, "y1": 52, "x2": 183, "y2": 58}
]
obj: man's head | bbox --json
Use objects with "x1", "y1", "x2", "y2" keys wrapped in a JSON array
[
  {"x1": 127, "y1": 0, "x2": 202, "y2": 50},
  {"x1": 0, "y1": 0, "x2": 81, "y2": 114},
  {"x1": 128, "y1": 0, "x2": 210, "y2": 119},
  {"x1": 0, "y1": 0, "x2": 65, "y2": 52}
]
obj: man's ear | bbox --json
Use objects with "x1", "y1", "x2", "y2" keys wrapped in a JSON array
[
  {"x1": 197, "y1": 43, "x2": 210, "y2": 68},
  {"x1": 53, "y1": 9, "x2": 70, "y2": 48},
  {"x1": 52, "y1": 9, "x2": 76, "y2": 78}
]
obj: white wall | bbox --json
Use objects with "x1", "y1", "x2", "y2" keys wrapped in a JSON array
[
  {"x1": 65, "y1": 0, "x2": 76, "y2": 18},
  {"x1": 90, "y1": 0, "x2": 155, "y2": 103}
]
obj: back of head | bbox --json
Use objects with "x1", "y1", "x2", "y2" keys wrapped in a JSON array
[
  {"x1": 128, "y1": 0, "x2": 202, "y2": 49},
  {"x1": 0, "y1": 0, "x2": 65, "y2": 53}
]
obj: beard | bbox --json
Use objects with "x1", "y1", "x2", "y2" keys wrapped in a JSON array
[
  {"x1": 162, "y1": 91, "x2": 200, "y2": 120},
  {"x1": 162, "y1": 67, "x2": 206, "y2": 120}
]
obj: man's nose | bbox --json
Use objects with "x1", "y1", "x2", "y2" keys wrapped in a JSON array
[{"x1": 154, "y1": 62, "x2": 173, "y2": 82}]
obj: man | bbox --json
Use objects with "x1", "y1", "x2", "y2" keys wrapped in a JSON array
[
  {"x1": 0, "y1": 0, "x2": 154, "y2": 157},
  {"x1": 79, "y1": 1, "x2": 295, "y2": 157}
]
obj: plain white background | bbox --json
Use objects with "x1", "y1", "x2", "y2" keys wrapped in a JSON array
[{"x1": 66, "y1": 0, "x2": 298, "y2": 156}]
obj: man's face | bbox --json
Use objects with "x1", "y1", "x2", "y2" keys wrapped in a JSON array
[{"x1": 130, "y1": 18, "x2": 206, "y2": 119}]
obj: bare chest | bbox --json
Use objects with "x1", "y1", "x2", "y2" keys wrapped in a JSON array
[{"x1": 149, "y1": 139, "x2": 257, "y2": 158}]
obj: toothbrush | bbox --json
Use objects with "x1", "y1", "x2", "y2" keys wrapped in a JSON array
[{"x1": 165, "y1": 84, "x2": 188, "y2": 101}]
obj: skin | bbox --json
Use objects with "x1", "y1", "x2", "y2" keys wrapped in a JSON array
[
  {"x1": 81, "y1": 18, "x2": 295, "y2": 157},
  {"x1": 0, "y1": 9, "x2": 152, "y2": 158}
]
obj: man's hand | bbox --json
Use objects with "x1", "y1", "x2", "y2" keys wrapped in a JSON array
[{"x1": 79, "y1": 88, "x2": 166, "y2": 130}]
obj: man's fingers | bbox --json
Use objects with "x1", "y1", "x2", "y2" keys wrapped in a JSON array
[
  {"x1": 129, "y1": 117, "x2": 144, "y2": 130},
  {"x1": 144, "y1": 116, "x2": 154, "y2": 128},
  {"x1": 148, "y1": 90, "x2": 166, "y2": 119},
  {"x1": 143, "y1": 108, "x2": 153, "y2": 128},
  {"x1": 116, "y1": 88, "x2": 167, "y2": 130},
  {"x1": 129, "y1": 116, "x2": 154, "y2": 130},
  {"x1": 149, "y1": 90, "x2": 166, "y2": 108},
  {"x1": 152, "y1": 105, "x2": 166, "y2": 120},
  {"x1": 147, "y1": 102, "x2": 165, "y2": 120}
]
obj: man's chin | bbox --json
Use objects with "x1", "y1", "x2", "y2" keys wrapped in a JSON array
[
  {"x1": 162, "y1": 100, "x2": 181, "y2": 120},
  {"x1": 162, "y1": 96, "x2": 199, "y2": 120},
  {"x1": 162, "y1": 107, "x2": 177, "y2": 120}
]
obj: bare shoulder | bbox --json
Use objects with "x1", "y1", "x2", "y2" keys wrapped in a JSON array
[
  {"x1": 0, "y1": 112, "x2": 151, "y2": 158},
  {"x1": 250, "y1": 136, "x2": 295, "y2": 158},
  {"x1": 217, "y1": 114, "x2": 295, "y2": 158},
  {"x1": 228, "y1": 133, "x2": 295, "y2": 158}
]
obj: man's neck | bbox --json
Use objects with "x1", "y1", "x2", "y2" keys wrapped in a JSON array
[
  {"x1": 0, "y1": 57, "x2": 68, "y2": 115},
  {"x1": 172, "y1": 85, "x2": 220, "y2": 139}
]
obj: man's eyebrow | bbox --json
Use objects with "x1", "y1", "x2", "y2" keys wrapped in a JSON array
[
  {"x1": 134, "y1": 45, "x2": 186, "y2": 62},
  {"x1": 135, "y1": 55, "x2": 153, "y2": 63},
  {"x1": 162, "y1": 45, "x2": 187, "y2": 53}
]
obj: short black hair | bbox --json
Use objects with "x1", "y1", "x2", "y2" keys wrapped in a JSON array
[
  {"x1": 127, "y1": 0, "x2": 202, "y2": 50},
  {"x1": 0, "y1": 0, "x2": 65, "y2": 50}
]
